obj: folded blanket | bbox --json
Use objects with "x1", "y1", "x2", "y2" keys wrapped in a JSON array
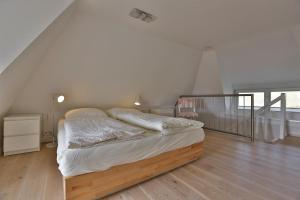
[
  {"x1": 107, "y1": 108, "x2": 204, "y2": 135},
  {"x1": 64, "y1": 116, "x2": 145, "y2": 148}
]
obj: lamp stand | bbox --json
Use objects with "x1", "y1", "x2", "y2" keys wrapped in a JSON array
[
  {"x1": 46, "y1": 139, "x2": 57, "y2": 148},
  {"x1": 46, "y1": 132, "x2": 57, "y2": 148},
  {"x1": 46, "y1": 96, "x2": 57, "y2": 148}
]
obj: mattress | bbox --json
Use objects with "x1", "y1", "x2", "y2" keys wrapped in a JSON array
[{"x1": 57, "y1": 119, "x2": 205, "y2": 177}]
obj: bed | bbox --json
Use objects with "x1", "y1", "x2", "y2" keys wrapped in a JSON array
[{"x1": 57, "y1": 108, "x2": 205, "y2": 200}]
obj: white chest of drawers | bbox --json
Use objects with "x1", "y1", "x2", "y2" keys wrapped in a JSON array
[{"x1": 3, "y1": 114, "x2": 41, "y2": 156}]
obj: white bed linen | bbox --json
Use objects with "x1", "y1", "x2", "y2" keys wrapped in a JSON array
[
  {"x1": 107, "y1": 108, "x2": 204, "y2": 135},
  {"x1": 57, "y1": 119, "x2": 205, "y2": 177},
  {"x1": 64, "y1": 116, "x2": 145, "y2": 149}
]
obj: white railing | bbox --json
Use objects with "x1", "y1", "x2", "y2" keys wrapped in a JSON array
[
  {"x1": 255, "y1": 93, "x2": 286, "y2": 142},
  {"x1": 175, "y1": 94, "x2": 255, "y2": 142}
]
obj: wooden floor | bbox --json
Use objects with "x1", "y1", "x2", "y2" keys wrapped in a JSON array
[{"x1": 1, "y1": 130, "x2": 300, "y2": 200}]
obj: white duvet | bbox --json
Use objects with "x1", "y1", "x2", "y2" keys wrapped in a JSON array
[
  {"x1": 107, "y1": 108, "x2": 204, "y2": 135},
  {"x1": 64, "y1": 116, "x2": 145, "y2": 148}
]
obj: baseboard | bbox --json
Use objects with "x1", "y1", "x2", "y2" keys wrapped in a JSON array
[
  {"x1": 41, "y1": 137, "x2": 53, "y2": 143},
  {"x1": 287, "y1": 120, "x2": 300, "y2": 137},
  {"x1": 4, "y1": 147, "x2": 40, "y2": 156},
  {"x1": 289, "y1": 133, "x2": 300, "y2": 137}
]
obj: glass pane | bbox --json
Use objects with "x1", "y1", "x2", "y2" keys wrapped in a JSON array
[
  {"x1": 271, "y1": 91, "x2": 300, "y2": 109},
  {"x1": 239, "y1": 92, "x2": 264, "y2": 108},
  {"x1": 271, "y1": 92, "x2": 281, "y2": 108}
]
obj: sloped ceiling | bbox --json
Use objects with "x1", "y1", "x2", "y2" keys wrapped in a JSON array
[
  {"x1": 0, "y1": 2, "x2": 76, "y2": 144},
  {"x1": 78, "y1": 0, "x2": 300, "y2": 49},
  {"x1": 0, "y1": 0, "x2": 74, "y2": 74},
  {"x1": 217, "y1": 25, "x2": 300, "y2": 92},
  {"x1": 10, "y1": 11, "x2": 201, "y2": 112}
]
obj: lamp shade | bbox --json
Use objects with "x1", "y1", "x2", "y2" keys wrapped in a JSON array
[{"x1": 57, "y1": 95, "x2": 65, "y2": 103}]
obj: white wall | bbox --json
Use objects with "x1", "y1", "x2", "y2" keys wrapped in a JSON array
[
  {"x1": 292, "y1": 24, "x2": 300, "y2": 46},
  {"x1": 0, "y1": 0, "x2": 74, "y2": 74},
  {"x1": 0, "y1": 4, "x2": 76, "y2": 149},
  {"x1": 192, "y1": 48, "x2": 223, "y2": 94},
  {"x1": 217, "y1": 25, "x2": 300, "y2": 93},
  {"x1": 10, "y1": 11, "x2": 201, "y2": 138}
]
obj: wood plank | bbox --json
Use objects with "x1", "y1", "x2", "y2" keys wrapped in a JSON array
[
  {"x1": 1, "y1": 131, "x2": 300, "y2": 200},
  {"x1": 204, "y1": 142, "x2": 300, "y2": 185},
  {"x1": 155, "y1": 174, "x2": 206, "y2": 200},
  {"x1": 181, "y1": 165, "x2": 264, "y2": 200},
  {"x1": 0, "y1": 153, "x2": 32, "y2": 200},
  {"x1": 139, "y1": 178, "x2": 184, "y2": 200},
  {"x1": 192, "y1": 156, "x2": 299, "y2": 200}
]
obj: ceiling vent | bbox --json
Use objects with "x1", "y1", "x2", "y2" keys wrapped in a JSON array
[{"x1": 129, "y1": 8, "x2": 156, "y2": 23}]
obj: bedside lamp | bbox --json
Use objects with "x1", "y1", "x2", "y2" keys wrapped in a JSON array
[{"x1": 134, "y1": 95, "x2": 141, "y2": 106}]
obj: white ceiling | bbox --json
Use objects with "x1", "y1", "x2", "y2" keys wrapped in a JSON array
[{"x1": 77, "y1": 0, "x2": 300, "y2": 49}]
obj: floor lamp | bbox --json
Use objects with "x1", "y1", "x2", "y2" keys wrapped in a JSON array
[
  {"x1": 134, "y1": 95, "x2": 141, "y2": 106},
  {"x1": 46, "y1": 94, "x2": 65, "y2": 148}
]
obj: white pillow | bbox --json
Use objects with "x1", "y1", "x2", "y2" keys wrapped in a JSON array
[
  {"x1": 65, "y1": 108, "x2": 107, "y2": 119},
  {"x1": 106, "y1": 108, "x2": 141, "y2": 118}
]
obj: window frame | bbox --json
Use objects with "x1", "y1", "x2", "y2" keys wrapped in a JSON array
[
  {"x1": 235, "y1": 87, "x2": 300, "y2": 112},
  {"x1": 236, "y1": 89, "x2": 267, "y2": 110},
  {"x1": 238, "y1": 91, "x2": 265, "y2": 109}
]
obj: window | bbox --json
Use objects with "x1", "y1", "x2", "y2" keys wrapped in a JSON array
[
  {"x1": 238, "y1": 92, "x2": 264, "y2": 108},
  {"x1": 236, "y1": 88, "x2": 300, "y2": 112},
  {"x1": 271, "y1": 91, "x2": 300, "y2": 109}
]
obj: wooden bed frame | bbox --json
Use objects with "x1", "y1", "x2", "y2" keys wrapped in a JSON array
[{"x1": 63, "y1": 142, "x2": 203, "y2": 200}]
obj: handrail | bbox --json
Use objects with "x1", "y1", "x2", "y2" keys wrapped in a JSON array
[
  {"x1": 179, "y1": 94, "x2": 254, "y2": 97},
  {"x1": 175, "y1": 94, "x2": 254, "y2": 108},
  {"x1": 175, "y1": 94, "x2": 255, "y2": 142}
]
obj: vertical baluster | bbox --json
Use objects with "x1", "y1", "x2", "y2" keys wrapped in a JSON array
[
  {"x1": 225, "y1": 97, "x2": 228, "y2": 132},
  {"x1": 236, "y1": 96, "x2": 239, "y2": 136},
  {"x1": 280, "y1": 93, "x2": 287, "y2": 139},
  {"x1": 209, "y1": 97, "x2": 212, "y2": 129},
  {"x1": 230, "y1": 97, "x2": 235, "y2": 132},
  {"x1": 264, "y1": 112, "x2": 268, "y2": 141},
  {"x1": 205, "y1": 98, "x2": 208, "y2": 128},
  {"x1": 251, "y1": 94, "x2": 255, "y2": 142},
  {"x1": 244, "y1": 98, "x2": 246, "y2": 137},
  {"x1": 243, "y1": 96, "x2": 246, "y2": 137}
]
